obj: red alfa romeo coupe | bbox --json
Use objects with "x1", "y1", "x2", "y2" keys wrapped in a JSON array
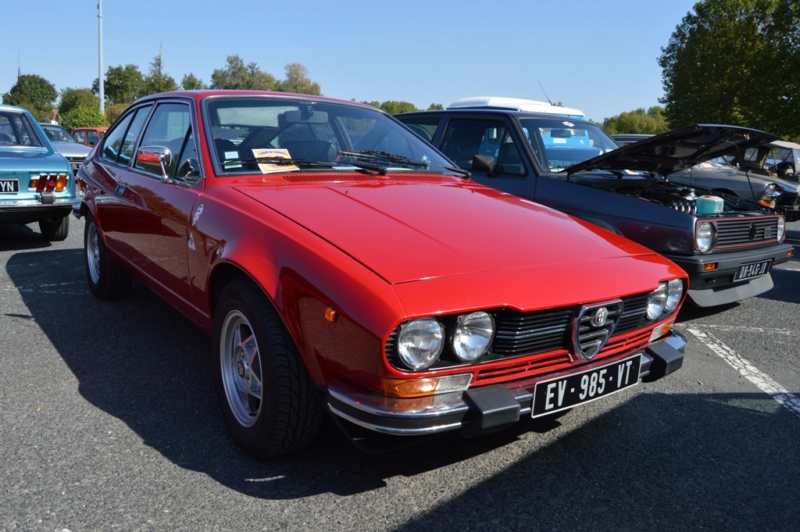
[{"x1": 74, "y1": 91, "x2": 687, "y2": 457}]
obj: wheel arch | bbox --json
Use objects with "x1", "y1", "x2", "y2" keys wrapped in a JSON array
[{"x1": 207, "y1": 261, "x2": 325, "y2": 385}]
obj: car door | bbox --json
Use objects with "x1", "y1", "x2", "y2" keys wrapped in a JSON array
[
  {"x1": 96, "y1": 100, "x2": 202, "y2": 309},
  {"x1": 403, "y1": 115, "x2": 537, "y2": 199}
]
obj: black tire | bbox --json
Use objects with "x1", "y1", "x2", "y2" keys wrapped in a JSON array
[
  {"x1": 212, "y1": 278, "x2": 323, "y2": 458},
  {"x1": 84, "y1": 214, "x2": 132, "y2": 299},
  {"x1": 39, "y1": 215, "x2": 69, "y2": 241}
]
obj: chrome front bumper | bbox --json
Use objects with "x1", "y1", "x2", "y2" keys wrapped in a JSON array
[{"x1": 327, "y1": 330, "x2": 686, "y2": 437}]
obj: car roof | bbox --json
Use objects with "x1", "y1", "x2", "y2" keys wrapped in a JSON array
[{"x1": 130, "y1": 90, "x2": 378, "y2": 112}]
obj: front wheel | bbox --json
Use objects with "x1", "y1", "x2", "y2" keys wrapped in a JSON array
[{"x1": 212, "y1": 278, "x2": 322, "y2": 458}]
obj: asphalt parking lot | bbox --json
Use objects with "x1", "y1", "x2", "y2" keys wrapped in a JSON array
[{"x1": 2, "y1": 217, "x2": 799, "y2": 531}]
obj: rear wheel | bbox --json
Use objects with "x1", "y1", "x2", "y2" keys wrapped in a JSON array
[
  {"x1": 212, "y1": 278, "x2": 322, "y2": 458},
  {"x1": 39, "y1": 215, "x2": 69, "y2": 241},
  {"x1": 84, "y1": 214, "x2": 131, "y2": 299}
]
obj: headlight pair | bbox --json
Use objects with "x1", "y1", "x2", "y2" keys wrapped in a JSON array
[
  {"x1": 647, "y1": 279, "x2": 684, "y2": 321},
  {"x1": 396, "y1": 312, "x2": 495, "y2": 371}
]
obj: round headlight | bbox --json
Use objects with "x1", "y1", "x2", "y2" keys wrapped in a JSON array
[
  {"x1": 397, "y1": 319, "x2": 444, "y2": 371},
  {"x1": 696, "y1": 221, "x2": 716, "y2": 253},
  {"x1": 647, "y1": 282, "x2": 668, "y2": 321},
  {"x1": 452, "y1": 311, "x2": 495, "y2": 362},
  {"x1": 763, "y1": 182, "x2": 780, "y2": 199},
  {"x1": 777, "y1": 216, "x2": 785, "y2": 242},
  {"x1": 664, "y1": 279, "x2": 684, "y2": 314}
]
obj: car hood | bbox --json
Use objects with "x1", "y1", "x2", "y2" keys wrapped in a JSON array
[
  {"x1": 567, "y1": 124, "x2": 778, "y2": 176},
  {"x1": 49, "y1": 141, "x2": 92, "y2": 158},
  {"x1": 234, "y1": 177, "x2": 664, "y2": 286}
]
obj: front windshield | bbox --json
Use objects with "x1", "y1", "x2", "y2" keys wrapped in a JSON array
[
  {"x1": 41, "y1": 124, "x2": 77, "y2": 143},
  {"x1": 518, "y1": 118, "x2": 619, "y2": 173},
  {"x1": 205, "y1": 97, "x2": 455, "y2": 175}
]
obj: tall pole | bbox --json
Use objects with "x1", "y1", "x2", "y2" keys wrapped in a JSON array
[{"x1": 98, "y1": 0, "x2": 105, "y2": 113}]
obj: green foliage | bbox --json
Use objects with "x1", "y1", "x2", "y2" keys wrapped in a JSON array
[
  {"x1": 95, "y1": 64, "x2": 145, "y2": 106},
  {"x1": 142, "y1": 55, "x2": 179, "y2": 95},
  {"x1": 427, "y1": 103, "x2": 444, "y2": 111},
  {"x1": 104, "y1": 103, "x2": 128, "y2": 125},
  {"x1": 378, "y1": 101, "x2": 418, "y2": 115},
  {"x1": 60, "y1": 106, "x2": 108, "y2": 131},
  {"x1": 210, "y1": 55, "x2": 277, "y2": 90},
  {"x1": 181, "y1": 73, "x2": 206, "y2": 90},
  {"x1": 59, "y1": 88, "x2": 99, "y2": 116},
  {"x1": 276, "y1": 63, "x2": 321, "y2": 95},
  {"x1": 659, "y1": 0, "x2": 800, "y2": 140},
  {"x1": 2, "y1": 74, "x2": 58, "y2": 120},
  {"x1": 602, "y1": 106, "x2": 669, "y2": 135}
]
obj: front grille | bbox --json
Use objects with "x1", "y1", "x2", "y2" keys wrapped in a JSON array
[
  {"x1": 714, "y1": 216, "x2": 780, "y2": 249},
  {"x1": 385, "y1": 292, "x2": 653, "y2": 371}
]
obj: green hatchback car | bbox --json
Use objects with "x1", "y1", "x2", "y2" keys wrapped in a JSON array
[{"x1": 0, "y1": 104, "x2": 77, "y2": 241}]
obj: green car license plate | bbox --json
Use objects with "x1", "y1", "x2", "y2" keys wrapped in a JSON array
[{"x1": 532, "y1": 354, "x2": 641, "y2": 418}]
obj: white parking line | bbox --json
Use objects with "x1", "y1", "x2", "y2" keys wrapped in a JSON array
[{"x1": 687, "y1": 327, "x2": 800, "y2": 418}]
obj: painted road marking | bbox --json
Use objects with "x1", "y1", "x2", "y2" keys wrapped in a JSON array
[{"x1": 687, "y1": 327, "x2": 800, "y2": 418}]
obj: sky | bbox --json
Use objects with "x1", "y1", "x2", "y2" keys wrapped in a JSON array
[{"x1": 1, "y1": 0, "x2": 700, "y2": 123}]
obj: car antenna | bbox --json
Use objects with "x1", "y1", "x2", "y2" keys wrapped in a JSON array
[{"x1": 538, "y1": 80, "x2": 554, "y2": 105}]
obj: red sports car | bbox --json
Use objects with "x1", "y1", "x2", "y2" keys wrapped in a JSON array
[{"x1": 75, "y1": 90, "x2": 688, "y2": 457}]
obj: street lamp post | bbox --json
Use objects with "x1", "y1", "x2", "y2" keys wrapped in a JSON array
[{"x1": 98, "y1": 0, "x2": 104, "y2": 113}]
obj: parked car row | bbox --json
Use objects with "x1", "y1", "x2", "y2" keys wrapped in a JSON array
[{"x1": 0, "y1": 91, "x2": 791, "y2": 460}]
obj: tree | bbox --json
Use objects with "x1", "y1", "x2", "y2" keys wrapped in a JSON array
[
  {"x1": 276, "y1": 63, "x2": 321, "y2": 95},
  {"x1": 142, "y1": 54, "x2": 179, "y2": 95},
  {"x1": 427, "y1": 103, "x2": 444, "y2": 111},
  {"x1": 210, "y1": 55, "x2": 276, "y2": 90},
  {"x1": 602, "y1": 106, "x2": 669, "y2": 135},
  {"x1": 2, "y1": 74, "x2": 58, "y2": 121},
  {"x1": 378, "y1": 101, "x2": 418, "y2": 115},
  {"x1": 658, "y1": 0, "x2": 800, "y2": 139},
  {"x1": 95, "y1": 64, "x2": 145, "y2": 106},
  {"x1": 181, "y1": 73, "x2": 206, "y2": 90},
  {"x1": 60, "y1": 106, "x2": 107, "y2": 131},
  {"x1": 59, "y1": 88, "x2": 100, "y2": 117}
]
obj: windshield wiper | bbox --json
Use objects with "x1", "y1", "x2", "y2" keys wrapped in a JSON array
[{"x1": 338, "y1": 150, "x2": 430, "y2": 169}]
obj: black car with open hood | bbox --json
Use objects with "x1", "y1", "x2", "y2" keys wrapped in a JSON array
[{"x1": 398, "y1": 105, "x2": 794, "y2": 307}]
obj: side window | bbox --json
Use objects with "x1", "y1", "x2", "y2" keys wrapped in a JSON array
[
  {"x1": 101, "y1": 104, "x2": 152, "y2": 165},
  {"x1": 440, "y1": 119, "x2": 525, "y2": 175},
  {"x1": 400, "y1": 117, "x2": 439, "y2": 143},
  {"x1": 74, "y1": 131, "x2": 85, "y2": 144},
  {"x1": 135, "y1": 102, "x2": 192, "y2": 179}
]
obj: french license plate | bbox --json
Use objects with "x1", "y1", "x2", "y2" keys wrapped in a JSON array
[
  {"x1": 532, "y1": 355, "x2": 641, "y2": 418},
  {"x1": 734, "y1": 260, "x2": 771, "y2": 281},
  {"x1": 0, "y1": 179, "x2": 19, "y2": 193}
]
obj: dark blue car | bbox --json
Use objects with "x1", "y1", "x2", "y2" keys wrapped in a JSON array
[{"x1": 398, "y1": 100, "x2": 794, "y2": 307}]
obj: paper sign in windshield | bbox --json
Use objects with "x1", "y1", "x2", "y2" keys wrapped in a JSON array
[{"x1": 252, "y1": 148, "x2": 298, "y2": 174}]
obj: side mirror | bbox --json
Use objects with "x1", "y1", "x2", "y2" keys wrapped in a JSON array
[
  {"x1": 472, "y1": 154, "x2": 495, "y2": 175},
  {"x1": 136, "y1": 146, "x2": 173, "y2": 182}
]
